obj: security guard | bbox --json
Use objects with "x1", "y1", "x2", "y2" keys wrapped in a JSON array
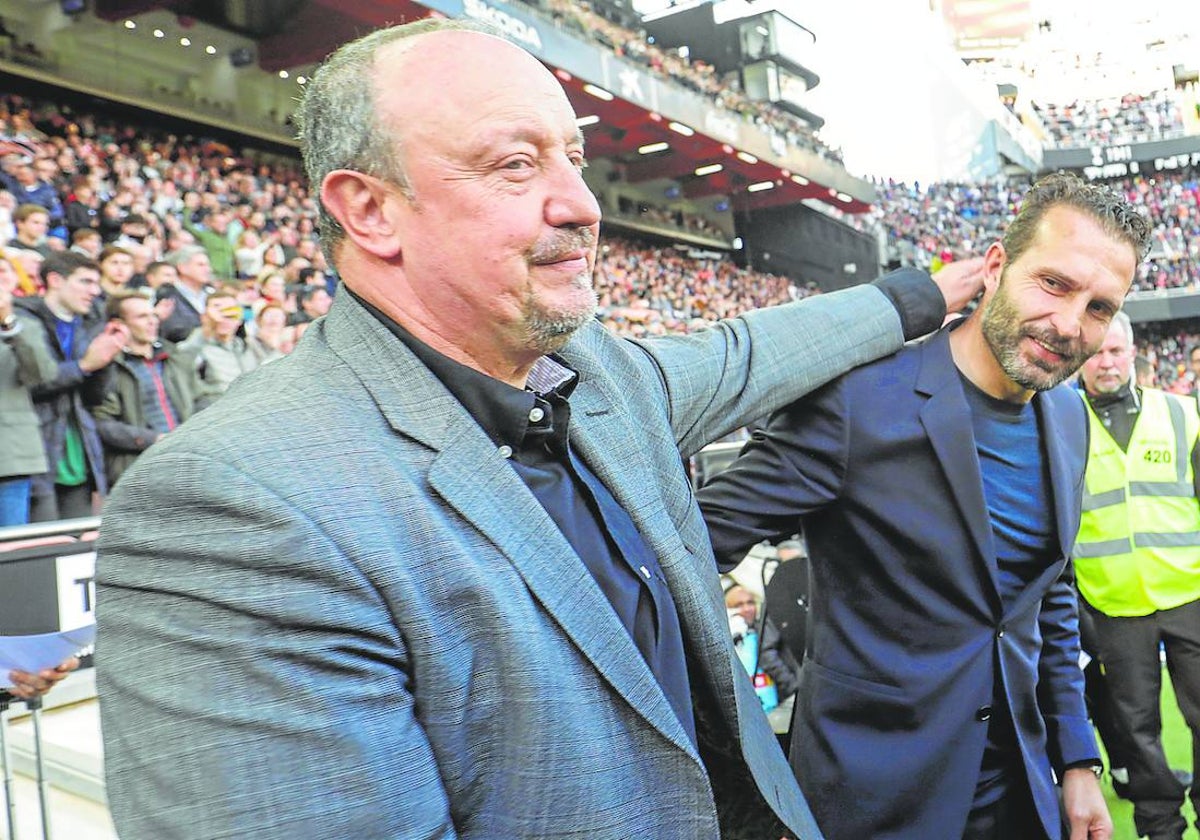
[{"x1": 1076, "y1": 311, "x2": 1200, "y2": 840}]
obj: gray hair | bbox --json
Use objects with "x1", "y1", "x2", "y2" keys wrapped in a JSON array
[
  {"x1": 1111, "y1": 309, "x2": 1134, "y2": 347},
  {"x1": 294, "y1": 18, "x2": 498, "y2": 265},
  {"x1": 165, "y1": 244, "x2": 209, "y2": 266}
]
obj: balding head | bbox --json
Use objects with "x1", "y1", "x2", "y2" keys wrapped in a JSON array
[{"x1": 296, "y1": 18, "x2": 502, "y2": 263}]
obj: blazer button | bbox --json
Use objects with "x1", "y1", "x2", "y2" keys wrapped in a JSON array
[{"x1": 975, "y1": 705, "x2": 992, "y2": 722}]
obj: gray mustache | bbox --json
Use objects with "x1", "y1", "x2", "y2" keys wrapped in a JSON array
[{"x1": 529, "y1": 229, "x2": 596, "y2": 263}]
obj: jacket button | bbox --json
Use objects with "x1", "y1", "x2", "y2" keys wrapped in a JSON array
[{"x1": 976, "y1": 705, "x2": 992, "y2": 722}]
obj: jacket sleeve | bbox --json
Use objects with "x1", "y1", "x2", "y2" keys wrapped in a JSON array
[
  {"x1": 96, "y1": 454, "x2": 460, "y2": 840},
  {"x1": 26, "y1": 321, "x2": 112, "y2": 406},
  {"x1": 629, "y1": 269, "x2": 935, "y2": 459},
  {"x1": 93, "y1": 387, "x2": 158, "y2": 454},
  {"x1": 698, "y1": 377, "x2": 848, "y2": 570},
  {"x1": 5, "y1": 316, "x2": 57, "y2": 386},
  {"x1": 1036, "y1": 560, "x2": 1100, "y2": 773}
]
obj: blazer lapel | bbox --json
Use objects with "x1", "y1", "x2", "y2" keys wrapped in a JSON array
[
  {"x1": 1036, "y1": 390, "x2": 1084, "y2": 565},
  {"x1": 323, "y1": 296, "x2": 695, "y2": 755},
  {"x1": 915, "y1": 331, "x2": 1003, "y2": 612}
]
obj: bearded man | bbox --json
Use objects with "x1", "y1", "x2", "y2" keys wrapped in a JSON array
[{"x1": 699, "y1": 172, "x2": 1150, "y2": 840}]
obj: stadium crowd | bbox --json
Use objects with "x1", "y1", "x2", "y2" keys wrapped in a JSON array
[
  {"x1": 1032, "y1": 88, "x2": 1189, "y2": 147},
  {"x1": 0, "y1": 91, "x2": 811, "y2": 335},
  {"x1": 6, "y1": 74, "x2": 1200, "y2": 522}
]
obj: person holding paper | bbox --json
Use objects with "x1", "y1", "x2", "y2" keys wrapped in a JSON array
[{"x1": 5, "y1": 658, "x2": 78, "y2": 701}]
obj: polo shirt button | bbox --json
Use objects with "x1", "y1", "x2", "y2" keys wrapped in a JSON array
[
  {"x1": 529, "y1": 407, "x2": 545, "y2": 422},
  {"x1": 497, "y1": 445, "x2": 513, "y2": 459},
  {"x1": 976, "y1": 705, "x2": 992, "y2": 722}
]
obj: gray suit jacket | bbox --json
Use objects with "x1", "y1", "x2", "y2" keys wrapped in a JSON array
[{"x1": 96, "y1": 284, "x2": 910, "y2": 839}]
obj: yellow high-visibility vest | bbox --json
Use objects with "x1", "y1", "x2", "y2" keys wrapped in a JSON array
[{"x1": 1075, "y1": 388, "x2": 1200, "y2": 617}]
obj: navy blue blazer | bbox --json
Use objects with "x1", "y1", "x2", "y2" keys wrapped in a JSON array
[{"x1": 699, "y1": 328, "x2": 1098, "y2": 840}]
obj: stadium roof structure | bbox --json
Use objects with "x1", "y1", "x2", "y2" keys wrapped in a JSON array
[{"x1": 91, "y1": 0, "x2": 874, "y2": 215}]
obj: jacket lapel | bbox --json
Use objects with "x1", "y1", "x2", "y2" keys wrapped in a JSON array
[
  {"x1": 1036, "y1": 389, "x2": 1083, "y2": 566},
  {"x1": 323, "y1": 296, "x2": 696, "y2": 755},
  {"x1": 915, "y1": 330, "x2": 1003, "y2": 612}
]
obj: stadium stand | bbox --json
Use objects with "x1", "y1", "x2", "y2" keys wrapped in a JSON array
[
  {"x1": 1, "y1": 2, "x2": 1199, "y2": 837},
  {"x1": 1032, "y1": 89, "x2": 1190, "y2": 148}
]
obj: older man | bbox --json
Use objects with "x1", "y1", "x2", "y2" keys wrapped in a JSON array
[
  {"x1": 96, "y1": 19, "x2": 980, "y2": 840},
  {"x1": 1075, "y1": 312, "x2": 1200, "y2": 840},
  {"x1": 157, "y1": 245, "x2": 212, "y2": 343}
]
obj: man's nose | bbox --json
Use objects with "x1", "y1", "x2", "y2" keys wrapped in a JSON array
[{"x1": 545, "y1": 158, "x2": 601, "y2": 230}]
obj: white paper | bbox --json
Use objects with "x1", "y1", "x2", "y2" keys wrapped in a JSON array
[{"x1": 0, "y1": 625, "x2": 95, "y2": 685}]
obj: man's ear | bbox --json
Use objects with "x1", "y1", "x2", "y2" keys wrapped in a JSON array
[
  {"x1": 982, "y1": 241, "x2": 1006, "y2": 294},
  {"x1": 320, "y1": 170, "x2": 402, "y2": 260}
]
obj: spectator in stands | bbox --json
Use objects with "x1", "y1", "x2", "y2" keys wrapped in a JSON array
[
  {"x1": 699, "y1": 173, "x2": 1147, "y2": 840},
  {"x1": 287, "y1": 284, "x2": 331, "y2": 327},
  {"x1": 11, "y1": 203, "x2": 51, "y2": 256},
  {"x1": 0, "y1": 252, "x2": 55, "y2": 526},
  {"x1": 3, "y1": 246, "x2": 41, "y2": 295},
  {"x1": 1189, "y1": 345, "x2": 1200, "y2": 393},
  {"x1": 234, "y1": 228, "x2": 270, "y2": 279},
  {"x1": 94, "y1": 20, "x2": 982, "y2": 840},
  {"x1": 0, "y1": 189, "x2": 14, "y2": 244},
  {"x1": 157, "y1": 245, "x2": 211, "y2": 343},
  {"x1": 1134, "y1": 354, "x2": 1158, "y2": 388},
  {"x1": 297, "y1": 265, "x2": 328, "y2": 293},
  {"x1": 281, "y1": 255, "x2": 311, "y2": 286},
  {"x1": 180, "y1": 284, "x2": 257, "y2": 406},
  {"x1": 15, "y1": 251, "x2": 128, "y2": 521},
  {"x1": 0, "y1": 161, "x2": 62, "y2": 224},
  {"x1": 69, "y1": 226, "x2": 101, "y2": 259},
  {"x1": 1075, "y1": 312, "x2": 1200, "y2": 840},
  {"x1": 182, "y1": 208, "x2": 236, "y2": 281},
  {"x1": 97, "y1": 244, "x2": 135, "y2": 299},
  {"x1": 723, "y1": 583, "x2": 801, "y2": 702},
  {"x1": 93, "y1": 291, "x2": 199, "y2": 486},
  {"x1": 63, "y1": 180, "x2": 99, "y2": 234},
  {"x1": 113, "y1": 213, "x2": 151, "y2": 250},
  {"x1": 246, "y1": 302, "x2": 288, "y2": 364},
  {"x1": 139, "y1": 260, "x2": 178, "y2": 294},
  {"x1": 255, "y1": 270, "x2": 289, "y2": 311}
]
